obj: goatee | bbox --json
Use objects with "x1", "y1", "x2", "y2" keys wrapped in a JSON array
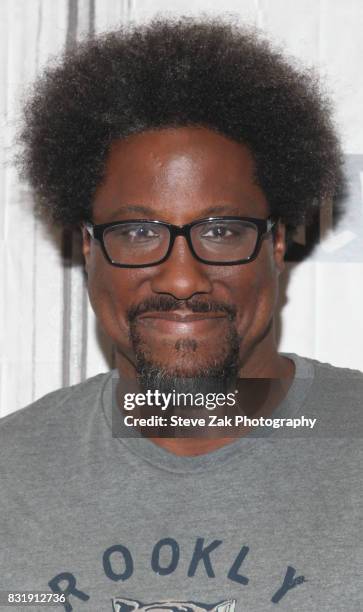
[{"x1": 130, "y1": 326, "x2": 241, "y2": 399}]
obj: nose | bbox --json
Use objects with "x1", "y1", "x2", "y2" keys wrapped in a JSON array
[{"x1": 149, "y1": 235, "x2": 213, "y2": 299}]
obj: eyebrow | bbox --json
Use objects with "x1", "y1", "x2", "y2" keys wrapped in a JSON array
[
  {"x1": 110, "y1": 204, "x2": 155, "y2": 217},
  {"x1": 201, "y1": 204, "x2": 246, "y2": 216},
  {"x1": 108, "y1": 203, "x2": 251, "y2": 219}
]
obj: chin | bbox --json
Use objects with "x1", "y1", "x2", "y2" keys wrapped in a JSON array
[
  {"x1": 130, "y1": 322, "x2": 242, "y2": 391},
  {"x1": 140, "y1": 345, "x2": 232, "y2": 374},
  {"x1": 135, "y1": 350, "x2": 240, "y2": 397}
]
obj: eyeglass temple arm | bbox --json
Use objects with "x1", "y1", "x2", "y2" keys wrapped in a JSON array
[
  {"x1": 82, "y1": 222, "x2": 94, "y2": 238},
  {"x1": 268, "y1": 217, "x2": 280, "y2": 231}
]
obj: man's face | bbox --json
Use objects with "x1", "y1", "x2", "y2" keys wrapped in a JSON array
[{"x1": 82, "y1": 127, "x2": 286, "y2": 388}]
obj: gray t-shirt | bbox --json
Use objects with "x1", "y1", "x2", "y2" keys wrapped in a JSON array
[{"x1": 0, "y1": 353, "x2": 362, "y2": 611}]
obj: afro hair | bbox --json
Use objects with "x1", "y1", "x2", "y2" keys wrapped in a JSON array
[{"x1": 18, "y1": 16, "x2": 345, "y2": 243}]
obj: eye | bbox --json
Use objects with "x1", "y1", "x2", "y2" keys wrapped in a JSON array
[
  {"x1": 118, "y1": 224, "x2": 161, "y2": 241},
  {"x1": 205, "y1": 226, "x2": 231, "y2": 238},
  {"x1": 200, "y1": 224, "x2": 241, "y2": 240}
]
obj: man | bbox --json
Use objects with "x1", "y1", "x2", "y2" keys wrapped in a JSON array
[{"x1": 1, "y1": 17, "x2": 362, "y2": 612}]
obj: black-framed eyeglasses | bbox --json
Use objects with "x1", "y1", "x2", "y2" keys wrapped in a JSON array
[{"x1": 83, "y1": 216, "x2": 278, "y2": 268}]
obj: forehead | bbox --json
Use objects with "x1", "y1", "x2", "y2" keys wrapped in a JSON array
[{"x1": 93, "y1": 126, "x2": 269, "y2": 222}]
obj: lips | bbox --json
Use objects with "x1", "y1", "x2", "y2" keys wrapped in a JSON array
[
  {"x1": 138, "y1": 311, "x2": 227, "y2": 322},
  {"x1": 136, "y1": 310, "x2": 228, "y2": 335}
]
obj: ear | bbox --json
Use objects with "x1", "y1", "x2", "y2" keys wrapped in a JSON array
[
  {"x1": 80, "y1": 223, "x2": 91, "y2": 272},
  {"x1": 273, "y1": 221, "x2": 287, "y2": 273}
]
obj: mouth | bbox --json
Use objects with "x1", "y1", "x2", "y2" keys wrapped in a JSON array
[{"x1": 136, "y1": 310, "x2": 228, "y2": 335}]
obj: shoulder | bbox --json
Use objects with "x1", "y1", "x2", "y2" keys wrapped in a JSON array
[
  {"x1": 311, "y1": 356, "x2": 363, "y2": 379},
  {"x1": 0, "y1": 371, "x2": 114, "y2": 460},
  {"x1": 289, "y1": 353, "x2": 363, "y2": 435},
  {"x1": 288, "y1": 351, "x2": 363, "y2": 384},
  {"x1": 303, "y1": 354, "x2": 363, "y2": 393}
]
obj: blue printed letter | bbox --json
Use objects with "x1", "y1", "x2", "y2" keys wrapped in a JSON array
[
  {"x1": 188, "y1": 538, "x2": 222, "y2": 578},
  {"x1": 103, "y1": 544, "x2": 134, "y2": 581},
  {"x1": 48, "y1": 572, "x2": 89, "y2": 612},
  {"x1": 227, "y1": 546, "x2": 249, "y2": 585},
  {"x1": 271, "y1": 565, "x2": 306, "y2": 604},
  {"x1": 151, "y1": 538, "x2": 180, "y2": 575}
]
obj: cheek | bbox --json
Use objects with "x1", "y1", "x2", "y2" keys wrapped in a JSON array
[
  {"x1": 219, "y1": 250, "x2": 278, "y2": 332},
  {"x1": 86, "y1": 250, "x2": 135, "y2": 345}
]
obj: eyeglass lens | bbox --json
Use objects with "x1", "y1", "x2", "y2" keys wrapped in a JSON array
[
  {"x1": 191, "y1": 219, "x2": 258, "y2": 262},
  {"x1": 103, "y1": 220, "x2": 259, "y2": 265}
]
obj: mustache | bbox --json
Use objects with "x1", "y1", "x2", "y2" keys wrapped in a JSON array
[{"x1": 127, "y1": 296, "x2": 237, "y2": 322}]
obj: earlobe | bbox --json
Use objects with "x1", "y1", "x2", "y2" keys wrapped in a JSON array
[
  {"x1": 81, "y1": 224, "x2": 91, "y2": 271},
  {"x1": 273, "y1": 222, "x2": 287, "y2": 272}
]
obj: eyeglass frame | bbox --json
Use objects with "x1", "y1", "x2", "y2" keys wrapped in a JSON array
[{"x1": 83, "y1": 215, "x2": 278, "y2": 268}]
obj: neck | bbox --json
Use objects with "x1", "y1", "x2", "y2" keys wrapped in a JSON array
[
  {"x1": 115, "y1": 342, "x2": 296, "y2": 457},
  {"x1": 150, "y1": 352, "x2": 295, "y2": 456}
]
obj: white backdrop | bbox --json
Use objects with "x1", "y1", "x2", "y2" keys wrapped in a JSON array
[{"x1": 1, "y1": 0, "x2": 363, "y2": 417}]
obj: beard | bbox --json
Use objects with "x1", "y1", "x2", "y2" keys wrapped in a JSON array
[{"x1": 129, "y1": 296, "x2": 241, "y2": 394}]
